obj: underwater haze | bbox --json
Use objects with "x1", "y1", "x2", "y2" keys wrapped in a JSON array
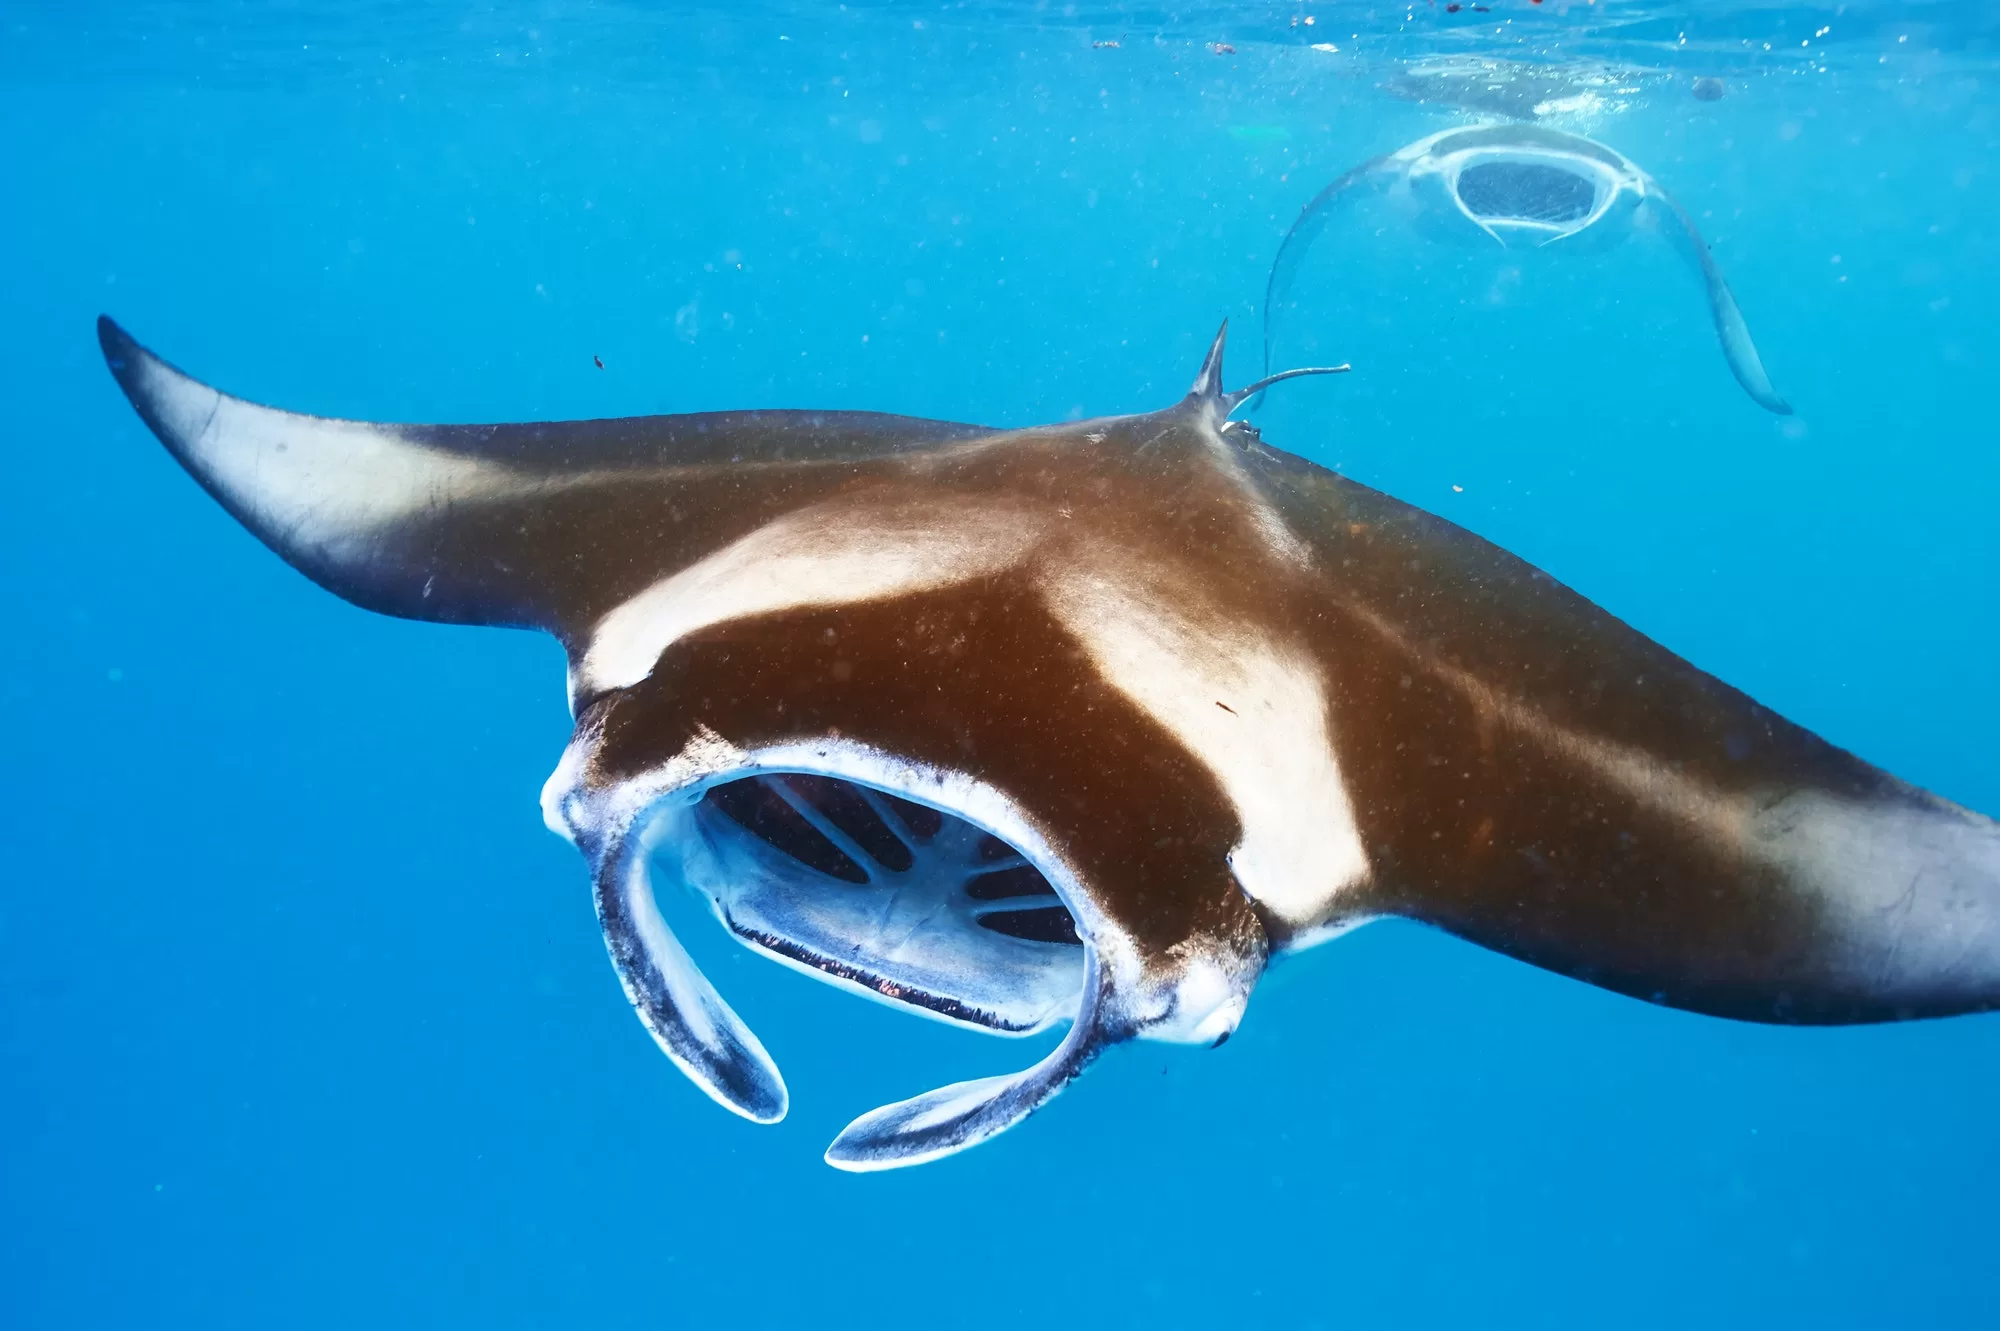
[{"x1": 5, "y1": 1, "x2": 1999, "y2": 1326}]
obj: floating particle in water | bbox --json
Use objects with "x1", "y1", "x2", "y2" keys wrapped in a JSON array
[
  {"x1": 593, "y1": 355, "x2": 604, "y2": 369},
  {"x1": 1211, "y1": 42, "x2": 1235, "y2": 55},
  {"x1": 1692, "y1": 76, "x2": 1726, "y2": 101},
  {"x1": 1092, "y1": 39, "x2": 1119, "y2": 48}
]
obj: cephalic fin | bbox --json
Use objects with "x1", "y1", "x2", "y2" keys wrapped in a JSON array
[
  {"x1": 823, "y1": 948, "x2": 1114, "y2": 1171},
  {"x1": 593, "y1": 814, "x2": 788, "y2": 1124}
]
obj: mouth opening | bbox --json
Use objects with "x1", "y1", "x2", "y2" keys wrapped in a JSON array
[
  {"x1": 1453, "y1": 158, "x2": 1605, "y2": 234},
  {"x1": 658, "y1": 771, "x2": 1087, "y2": 1034}
]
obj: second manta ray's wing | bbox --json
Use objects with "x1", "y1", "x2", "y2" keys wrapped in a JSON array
[
  {"x1": 1637, "y1": 175, "x2": 1793, "y2": 415},
  {"x1": 1260, "y1": 152, "x2": 1399, "y2": 385}
]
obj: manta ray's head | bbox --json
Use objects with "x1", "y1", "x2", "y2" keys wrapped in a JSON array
[
  {"x1": 528, "y1": 329, "x2": 1348, "y2": 1170},
  {"x1": 1400, "y1": 124, "x2": 1644, "y2": 249}
]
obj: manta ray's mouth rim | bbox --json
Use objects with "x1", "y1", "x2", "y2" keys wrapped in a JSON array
[{"x1": 1429, "y1": 143, "x2": 1633, "y2": 245}]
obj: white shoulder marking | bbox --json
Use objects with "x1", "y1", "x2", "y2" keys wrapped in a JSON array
[
  {"x1": 576, "y1": 501, "x2": 1043, "y2": 699},
  {"x1": 1047, "y1": 566, "x2": 1370, "y2": 936}
]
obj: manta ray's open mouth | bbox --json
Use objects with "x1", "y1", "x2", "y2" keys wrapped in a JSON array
[
  {"x1": 1455, "y1": 160, "x2": 1599, "y2": 227},
  {"x1": 608, "y1": 762, "x2": 1112, "y2": 1170},
  {"x1": 660, "y1": 773, "x2": 1088, "y2": 1035}
]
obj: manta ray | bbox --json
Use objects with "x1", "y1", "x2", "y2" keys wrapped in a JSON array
[
  {"x1": 1264, "y1": 124, "x2": 1792, "y2": 414},
  {"x1": 101, "y1": 315, "x2": 1996, "y2": 1171}
]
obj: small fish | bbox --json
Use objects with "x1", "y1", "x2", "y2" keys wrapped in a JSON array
[
  {"x1": 1692, "y1": 76, "x2": 1726, "y2": 102},
  {"x1": 1211, "y1": 42, "x2": 1235, "y2": 55},
  {"x1": 1092, "y1": 39, "x2": 1120, "y2": 49},
  {"x1": 593, "y1": 354, "x2": 604, "y2": 369}
]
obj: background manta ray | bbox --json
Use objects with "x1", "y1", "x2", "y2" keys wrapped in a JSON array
[
  {"x1": 1380, "y1": 55, "x2": 1661, "y2": 121},
  {"x1": 1263, "y1": 124, "x2": 1792, "y2": 414},
  {"x1": 101, "y1": 314, "x2": 1993, "y2": 1171}
]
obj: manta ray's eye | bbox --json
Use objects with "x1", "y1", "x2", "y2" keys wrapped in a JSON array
[
  {"x1": 1456, "y1": 161, "x2": 1597, "y2": 225},
  {"x1": 677, "y1": 773, "x2": 1087, "y2": 1034}
]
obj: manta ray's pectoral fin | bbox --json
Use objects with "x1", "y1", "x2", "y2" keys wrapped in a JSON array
[
  {"x1": 1639, "y1": 179, "x2": 1793, "y2": 415},
  {"x1": 97, "y1": 316, "x2": 553, "y2": 630},
  {"x1": 99, "y1": 316, "x2": 996, "y2": 641},
  {"x1": 591, "y1": 808, "x2": 787, "y2": 1123},
  {"x1": 824, "y1": 945, "x2": 1115, "y2": 1171}
]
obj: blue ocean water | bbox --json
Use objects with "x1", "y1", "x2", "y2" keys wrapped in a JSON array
[{"x1": 4, "y1": 2, "x2": 1998, "y2": 1325}]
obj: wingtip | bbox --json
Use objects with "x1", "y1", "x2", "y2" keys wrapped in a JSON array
[{"x1": 97, "y1": 314, "x2": 139, "y2": 379}]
